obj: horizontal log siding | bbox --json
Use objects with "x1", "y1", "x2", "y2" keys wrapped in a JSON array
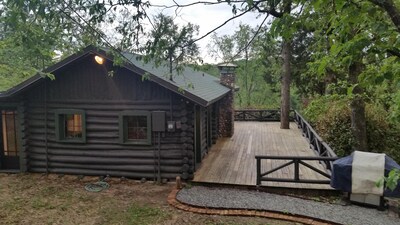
[
  {"x1": 25, "y1": 100, "x2": 194, "y2": 179},
  {"x1": 23, "y1": 56, "x2": 195, "y2": 179},
  {"x1": 200, "y1": 107, "x2": 208, "y2": 159},
  {"x1": 18, "y1": 100, "x2": 28, "y2": 172},
  {"x1": 212, "y1": 103, "x2": 218, "y2": 144}
]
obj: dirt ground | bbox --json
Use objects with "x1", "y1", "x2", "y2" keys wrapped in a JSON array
[{"x1": 0, "y1": 173, "x2": 299, "y2": 225}]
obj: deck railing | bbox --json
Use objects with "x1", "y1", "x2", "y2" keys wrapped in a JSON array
[
  {"x1": 293, "y1": 111, "x2": 338, "y2": 160},
  {"x1": 256, "y1": 156, "x2": 338, "y2": 185},
  {"x1": 234, "y1": 109, "x2": 294, "y2": 122},
  {"x1": 254, "y1": 110, "x2": 339, "y2": 186}
]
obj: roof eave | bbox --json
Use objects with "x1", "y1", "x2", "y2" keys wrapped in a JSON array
[
  {"x1": 0, "y1": 45, "x2": 228, "y2": 107},
  {"x1": 120, "y1": 62, "x2": 212, "y2": 107}
]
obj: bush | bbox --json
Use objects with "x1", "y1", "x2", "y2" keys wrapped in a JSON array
[
  {"x1": 303, "y1": 96, "x2": 354, "y2": 157},
  {"x1": 303, "y1": 96, "x2": 400, "y2": 162}
]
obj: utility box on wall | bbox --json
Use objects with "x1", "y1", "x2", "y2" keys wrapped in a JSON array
[{"x1": 152, "y1": 111, "x2": 166, "y2": 132}]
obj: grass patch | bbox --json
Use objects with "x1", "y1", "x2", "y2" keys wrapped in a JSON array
[
  {"x1": 205, "y1": 220, "x2": 279, "y2": 225},
  {"x1": 0, "y1": 175, "x2": 298, "y2": 225},
  {"x1": 101, "y1": 202, "x2": 171, "y2": 225},
  {"x1": 31, "y1": 197, "x2": 56, "y2": 210}
]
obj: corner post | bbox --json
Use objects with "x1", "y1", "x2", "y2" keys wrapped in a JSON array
[{"x1": 256, "y1": 157, "x2": 261, "y2": 186}]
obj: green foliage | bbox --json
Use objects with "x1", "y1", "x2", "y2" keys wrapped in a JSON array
[
  {"x1": 0, "y1": 38, "x2": 37, "y2": 91},
  {"x1": 208, "y1": 25, "x2": 284, "y2": 109},
  {"x1": 192, "y1": 63, "x2": 219, "y2": 77},
  {"x1": 390, "y1": 90, "x2": 400, "y2": 122},
  {"x1": 304, "y1": 95, "x2": 354, "y2": 157},
  {"x1": 362, "y1": 104, "x2": 400, "y2": 162},
  {"x1": 376, "y1": 168, "x2": 400, "y2": 192},
  {"x1": 386, "y1": 169, "x2": 400, "y2": 191},
  {"x1": 303, "y1": 95, "x2": 400, "y2": 162},
  {"x1": 143, "y1": 13, "x2": 200, "y2": 78}
]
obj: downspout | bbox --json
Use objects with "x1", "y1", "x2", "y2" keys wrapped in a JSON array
[
  {"x1": 193, "y1": 104, "x2": 196, "y2": 168},
  {"x1": 153, "y1": 133, "x2": 156, "y2": 182},
  {"x1": 169, "y1": 94, "x2": 173, "y2": 121},
  {"x1": 44, "y1": 79, "x2": 49, "y2": 174},
  {"x1": 157, "y1": 132, "x2": 161, "y2": 183}
]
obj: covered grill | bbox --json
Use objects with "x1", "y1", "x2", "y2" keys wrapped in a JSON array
[{"x1": 331, "y1": 151, "x2": 400, "y2": 207}]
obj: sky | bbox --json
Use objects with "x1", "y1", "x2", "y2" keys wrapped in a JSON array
[{"x1": 144, "y1": 0, "x2": 267, "y2": 64}]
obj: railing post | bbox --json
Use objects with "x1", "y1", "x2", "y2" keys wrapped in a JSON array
[
  {"x1": 256, "y1": 157, "x2": 261, "y2": 185},
  {"x1": 294, "y1": 159, "x2": 299, "y2": 181}
]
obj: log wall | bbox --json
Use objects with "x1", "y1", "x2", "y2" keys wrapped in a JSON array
[
  {"x1": 200, "y1": 107, "x2": 208, "y2": 159},
  {"x1": 22, "y1": 55, "x2": 199, "y2": 180}
]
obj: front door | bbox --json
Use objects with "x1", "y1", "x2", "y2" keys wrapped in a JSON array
[{"x1": 0, "y1": 110, "x2": 20, "y2": 170}]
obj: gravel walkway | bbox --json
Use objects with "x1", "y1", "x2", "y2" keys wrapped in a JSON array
[{"x1": 177, "y1": 186, "x2": 399, "y2": 225}]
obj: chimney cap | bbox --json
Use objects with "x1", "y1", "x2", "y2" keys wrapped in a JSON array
[
  {"x1": 217, "y1": 62, "x2": 238, "y2": 69},
  {"x1": 217, "y1": 63, "x2": 238, "y2": 74}
]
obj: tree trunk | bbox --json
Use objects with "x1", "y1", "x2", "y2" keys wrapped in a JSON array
[
  {"x1": 280, "y1": 39, "x2": 291, "y2": 129},
  {"x1": 245, "y1": 50, "x2": 250, "y2": 107},
  {"x1": 369, "y1": 0, "x2": 400, "y2": 33},
  {"x1": 169, "y1": 51, "x2": 173, "y2": 80},
  {"x1": 349, "y1": 61, "x2": 368, "y2": 151}
]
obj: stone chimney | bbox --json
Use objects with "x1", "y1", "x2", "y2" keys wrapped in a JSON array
[
  {"x1": 217, "y1": 63, "x2": 237, "y2": 137},
  {"x1": 218, "y1": 63, "x2": 237, "y2": 88}
]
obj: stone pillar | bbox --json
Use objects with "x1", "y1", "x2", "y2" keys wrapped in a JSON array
[{"x1": 217, "y1": 63, "x2": 237, "y2": 137}]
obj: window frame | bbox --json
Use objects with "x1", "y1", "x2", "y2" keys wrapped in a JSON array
[
  {"x1": 55, "y1": 109, "x2": 86, "y2": 143},
  {"x1": 1, "y1": 110, "x2": 19, "y2": 157},
  {"x1": 119, "y1": 110, "x2": 152, "y2": 145}
]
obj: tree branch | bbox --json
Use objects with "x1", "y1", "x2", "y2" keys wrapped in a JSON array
[
  {"x1": 150, "y1": 0, "x2": 248, "y2": 9},
  {"x1": 387, "y1": 48, "x2": 400, "y2": 58},
  {"x1": 189, "y1": 4, "x2": 257, "y2": 45},
  {"x1": 253, "y1": 2, "x2": 283, "y2": 18},
  {"x1": 230, "y1": 14, "x2": 270, "y2": 60},
  {"x1": 368, "y1": 0, "x2": 400, "y2": 33}
]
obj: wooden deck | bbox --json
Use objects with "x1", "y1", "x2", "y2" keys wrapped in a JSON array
[{"x1": 193, "y1": 122, "x2": 332, "y2": 189}]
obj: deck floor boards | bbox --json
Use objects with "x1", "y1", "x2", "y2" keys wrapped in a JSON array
[{"x1": 193, "y1": 122, "x2": 332, "y2": 189}]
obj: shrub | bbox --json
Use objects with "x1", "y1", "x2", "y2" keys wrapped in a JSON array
[{"x1": 303, "y1": 96, "x2": 400, "y2": 162}]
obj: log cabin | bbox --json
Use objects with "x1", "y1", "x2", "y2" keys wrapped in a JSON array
[{"x1": 0, "y1": 46, "x2": 236, "y2": 181}]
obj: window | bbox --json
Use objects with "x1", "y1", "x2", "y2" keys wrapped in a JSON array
[
  {"x1": 119, "y1": 111, "x2": 151, "y2": 145},
  {"x1": 55, "y1": 109, "x2": 86, "y2": 143},
  {"x1": 2, "y1": 110, "x2": 19, "y2": 156}
]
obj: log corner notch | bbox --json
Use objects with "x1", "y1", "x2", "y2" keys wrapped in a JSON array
[{"x1": 217, "y1": 63, "x2": 238, "y2": 137}]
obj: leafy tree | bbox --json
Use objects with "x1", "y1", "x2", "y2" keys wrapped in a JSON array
[
  {"x1": 143, "y1": 13, "x2": 200, "y2": 80},
  {"x1": 207, "y1": 33, "x2": 235, "y2": 62},
  {"x1": 306, "y1": 0, "x2": 400, "y2": 151},
  {"x1": 208, "y1": 24, "x2": 280, "y2": 108},
  {"x1": 0, "y1": 38, "x2": 36, "y2": 91}
]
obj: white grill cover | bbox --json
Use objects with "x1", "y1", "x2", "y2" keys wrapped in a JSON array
[{"x1": 351, "y1": 151, "x2": 385, "y2": 195}]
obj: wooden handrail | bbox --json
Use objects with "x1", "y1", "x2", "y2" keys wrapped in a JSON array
[
  {"x1": 293, "y1": 110, "x2": 337, "y2": 162},
  {"x1": 253, "y1": 110, "x2": 339, "y2": 186},
  {"x1": 234, "y1": 109, "x2": 295, "y2": 122},
  {"x1": 256, "y1": 156, "x2": 338, "y2": 185}
]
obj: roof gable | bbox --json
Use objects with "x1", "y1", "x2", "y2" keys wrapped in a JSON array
[{"x1": 0, "y1": 46, "x2": 230, "y2": 106}]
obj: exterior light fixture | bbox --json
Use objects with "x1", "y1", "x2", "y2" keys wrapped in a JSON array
[{"x1": 94, "y1": 55, "x2": 104, "y2": 65}]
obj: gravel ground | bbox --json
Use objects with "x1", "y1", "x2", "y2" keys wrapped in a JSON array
[{"x1": 177, "y1": 186, "x2": 399, "y2": 225}]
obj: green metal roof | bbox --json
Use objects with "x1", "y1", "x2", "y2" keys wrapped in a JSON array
[
  {"x1": 121, "y1": 51, "x2": 230, "y2": 106},
  {"x1": 0, "y1": 46, "x2": 231, "y2": 107}
]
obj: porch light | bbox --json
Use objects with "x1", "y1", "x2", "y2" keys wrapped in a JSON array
[{"x1": 94, "y1": 55, "x2": 104, "y2": 65}]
